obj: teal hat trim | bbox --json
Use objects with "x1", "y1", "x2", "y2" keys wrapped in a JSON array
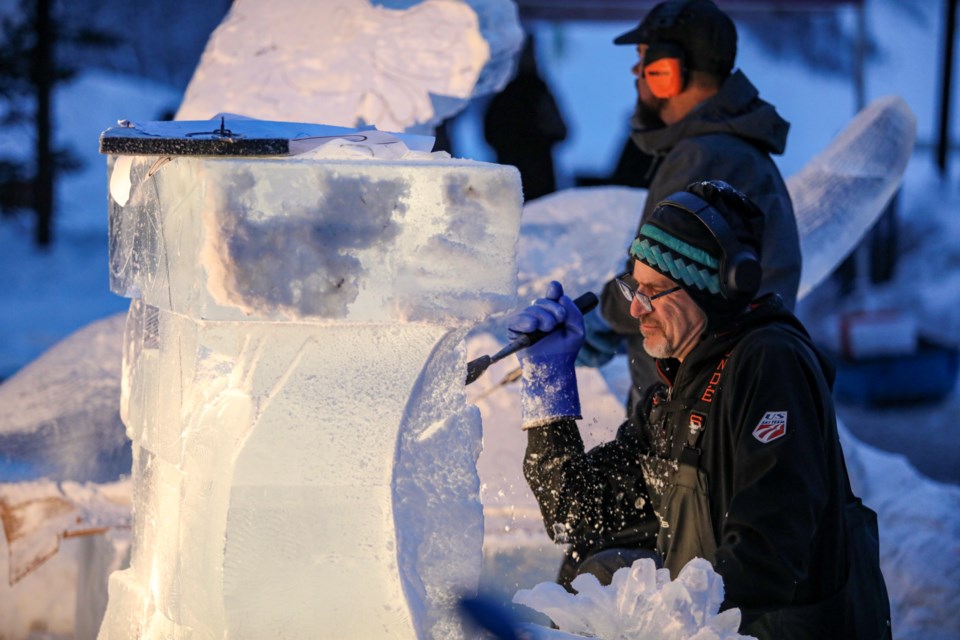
[
  {"x1": 638, "y1": 223, "x2": 719, "y2": 270},
  {"x1": 630, "y1": 231, "x2": 722, "y2": 295}
]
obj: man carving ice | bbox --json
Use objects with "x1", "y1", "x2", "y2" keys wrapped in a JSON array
[
  {"x1": 508, "y1": 181, "x2": 890, "y2": 638},
  {"x1": 587, "y1": 0, "x2": 801, "y2": 421}
]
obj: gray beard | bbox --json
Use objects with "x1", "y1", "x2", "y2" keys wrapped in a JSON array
[
  {"x1": 643, "y1": 344, "x2": 673, "y2": 359},
  {"x1": 641, "y1": 334, "x2": 675, "y2": 360}
]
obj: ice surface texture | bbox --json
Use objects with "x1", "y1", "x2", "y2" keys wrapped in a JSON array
[
  {"x1": 107, "y1": 153, "x2": 521, "y2": 322},
  {"x1": 176, "y1": 0, "x2": 524, "y2": 134},
  {"x1": 788, "y1": 95, "x2": 916, "y2": 299},
  {"x1": 513, "y1": 558, "x2": 751, "y2": 640},
  {"x1": 99, "y1": 148, "x2": 522, "y2": 638}
]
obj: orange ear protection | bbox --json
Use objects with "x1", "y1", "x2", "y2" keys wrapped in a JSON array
[{"x1": 643, "y1": 42, "x2": 686, "y2": 99}]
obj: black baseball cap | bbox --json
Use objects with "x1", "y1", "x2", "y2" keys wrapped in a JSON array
[{"x1": 614, "y1": 0, "x2": 737, "y2": 77}]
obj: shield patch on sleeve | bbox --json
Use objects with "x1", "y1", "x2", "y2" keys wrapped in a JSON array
[{"x1": 753, "y1": 411, "x2": 787, "y2": 443}]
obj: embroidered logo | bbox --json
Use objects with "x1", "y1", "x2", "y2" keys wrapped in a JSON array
[
  {"x1": 752, "y1": 411, "x2": 787, "y2": 443},
  {"x1": 689, "y1": 412, "x2": 705, "y2": 436}
]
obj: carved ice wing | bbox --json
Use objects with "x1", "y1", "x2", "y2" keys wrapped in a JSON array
[
  {"x1": 177, "y1": 0, "x2": 493, "y2": 133},
  {"x1": 363, "y1": 1, "x2": 489, "y2": 130},
  {"x1": 788, "y1": 95, "x2": 916, "y2": 299}
]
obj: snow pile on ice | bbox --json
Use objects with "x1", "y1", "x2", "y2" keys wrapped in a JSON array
[
  {"x1": 513, "y1": 557, "x2": 752, "y2": 640},
  {"x1": 514, "y1": 185, "x2": 644, "y2": 300},
  {"x1": 840, "y1": 424, "x2": 960, "y2": 640}
]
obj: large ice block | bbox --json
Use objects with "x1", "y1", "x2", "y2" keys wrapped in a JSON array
[
  {"x1": 98, "y1": 125, "x2": 522, "y2": 639},
  {"x1": 107, "y1": 154, "x2": 520, "y2": 323}
]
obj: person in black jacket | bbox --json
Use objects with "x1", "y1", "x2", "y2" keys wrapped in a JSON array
[
  {"x1": 483, "y1": 34, "x2": 568, "y2": 202},
  {"x1": 507, "y1": 181, "x2": 890, "y2": 639},
  {"x1": 585, "y1": 0, "x2": 801, "y2": 418}
]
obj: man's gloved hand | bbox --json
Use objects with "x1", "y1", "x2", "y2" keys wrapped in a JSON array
[
  {"x1": 507, "y1": 281, "x2": 584, "y2": 429},
  {"x1": 575, "y1": 308, "x2": 626, "y2": 368}
]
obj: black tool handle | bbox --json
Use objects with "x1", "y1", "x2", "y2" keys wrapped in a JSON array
[{"x1": 465, "y1": 291, "x2": 598, "y2": 385}]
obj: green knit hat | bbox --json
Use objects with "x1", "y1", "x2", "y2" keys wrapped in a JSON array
[{"x1": 630, "y1": 180, "x2": 764, "y2": 329}]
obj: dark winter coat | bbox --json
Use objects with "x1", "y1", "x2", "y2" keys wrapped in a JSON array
[
  {"x1": 483, "y1": 71, "x2": 567, "y2": 201},
  {"x1": 599, "y1": 70, "x2": 801, "y2": 412},
  {"x1": 524, "y1": 296, "x2": 852, "y2": 637}
]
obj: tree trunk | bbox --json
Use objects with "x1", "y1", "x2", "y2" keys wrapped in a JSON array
[{"x1": 33, "y1": 0, "x2": 54, "y2": 247}]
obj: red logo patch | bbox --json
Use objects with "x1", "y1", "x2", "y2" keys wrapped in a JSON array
[{"x1": 753, "y1": 411, "x2": 787, "y2": 443}]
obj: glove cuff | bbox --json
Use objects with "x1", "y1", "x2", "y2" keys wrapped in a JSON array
[{"x1": 520, "y1": 355, "x2": 581, "y2": 429}]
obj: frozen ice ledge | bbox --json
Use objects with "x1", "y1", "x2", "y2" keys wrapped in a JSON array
[{"x1": 105, "y1": 144, "x2": 522, "y2": 324}]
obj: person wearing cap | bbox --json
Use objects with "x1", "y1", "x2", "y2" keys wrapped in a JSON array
[
  {"x1": 509, "y1": 181, "x2": 890, "y2": 638},
  {"x1": 587, "y1": 0, "x2": 801, "y2": 419}
]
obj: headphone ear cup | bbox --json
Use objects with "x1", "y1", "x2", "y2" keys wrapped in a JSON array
[
  {"x1": 643, "y1": 57, "x2": 684, "y2": 99},
  {"x1": 723, "y1": 249, "x2": 761, "y2": 300}
]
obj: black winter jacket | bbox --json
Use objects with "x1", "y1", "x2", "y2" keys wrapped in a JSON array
[
  {"x1": 599, "y1": 71, "x2": 801, "y2": 410},
  {"x1": 524, "y1": 296, "x2": 850, "y2": 635}
]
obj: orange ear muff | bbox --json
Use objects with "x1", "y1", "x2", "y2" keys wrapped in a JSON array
[{"x1": 643, "y1": 57, "x2": 684, "y2": 99}]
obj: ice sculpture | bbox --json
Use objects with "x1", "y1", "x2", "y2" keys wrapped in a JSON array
[
  {"x1": 96, "y1": 118, "x2": 522, "y2": 639},
  {"x1": 176, "y1": 0, "x2": 524, "y2": 134},
  {"x1": 513, "y1": 558, "x2": 751, "y2": 640},
  {"x1": 788, "y1": 95, "x2": 916, "y2": 299}
]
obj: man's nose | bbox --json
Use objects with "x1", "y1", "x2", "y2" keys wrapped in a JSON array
[
  {"x1": 631, "y1": 60, "x2": 643, "y2": 78},
  {"x1": 630, "y1": 295, "x2": 650, "y2": 319}
]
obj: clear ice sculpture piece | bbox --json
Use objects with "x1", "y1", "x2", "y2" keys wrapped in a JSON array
[{"x1": 97, "y1": 122, "x2": 522, "y2": 639}]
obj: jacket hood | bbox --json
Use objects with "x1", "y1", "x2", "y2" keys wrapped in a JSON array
[{"x1": 631, "y1": 70, "x2": 790, "y2": 157}]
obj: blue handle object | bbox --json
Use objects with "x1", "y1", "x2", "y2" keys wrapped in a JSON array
[{"x1": 507, "y1": 281, "x2": 586, "y2": 428}]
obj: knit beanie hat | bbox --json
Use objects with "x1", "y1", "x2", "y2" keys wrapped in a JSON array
[
  {"x1": 629, "y1": 180, "x2": 764, "y2": 330},
  {"x1": 613, "y1": 0, "x2": 738, "y2": 78}
]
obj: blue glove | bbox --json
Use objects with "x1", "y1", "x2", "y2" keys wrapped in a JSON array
[
  {"x1": 507, "y1": 281, "x2": 584, "y2": 428},
  {"x1": 575, "y1": 307, "x2": 626, "y2": 368}
]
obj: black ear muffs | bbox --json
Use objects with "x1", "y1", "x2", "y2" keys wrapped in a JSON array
[
  {"x1": 658, "y1": 190, "x2": 761, "y2": 300},
  {"x1": 643, "y1": 42, "x2": 686, "y2": 99}
]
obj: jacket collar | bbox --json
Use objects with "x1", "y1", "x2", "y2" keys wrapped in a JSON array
[
  {"x1": 656, "y1": 293, "x2": 831, "y2": 388},
  {"x1": 630, "y1": 70, "x2": 790, "y2": 157}
]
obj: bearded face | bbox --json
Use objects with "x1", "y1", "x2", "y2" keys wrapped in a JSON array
[
  {"x1": 630, "y1": 262, "x2": 706, "y2": 362},
  {"x1": 634, "y1": 95, "x2": 666, "y2": 130}
]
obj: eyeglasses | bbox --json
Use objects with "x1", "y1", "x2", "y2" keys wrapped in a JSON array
[{"x1": 615, "y1": 272, "x2": 682, "y2": 313}]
